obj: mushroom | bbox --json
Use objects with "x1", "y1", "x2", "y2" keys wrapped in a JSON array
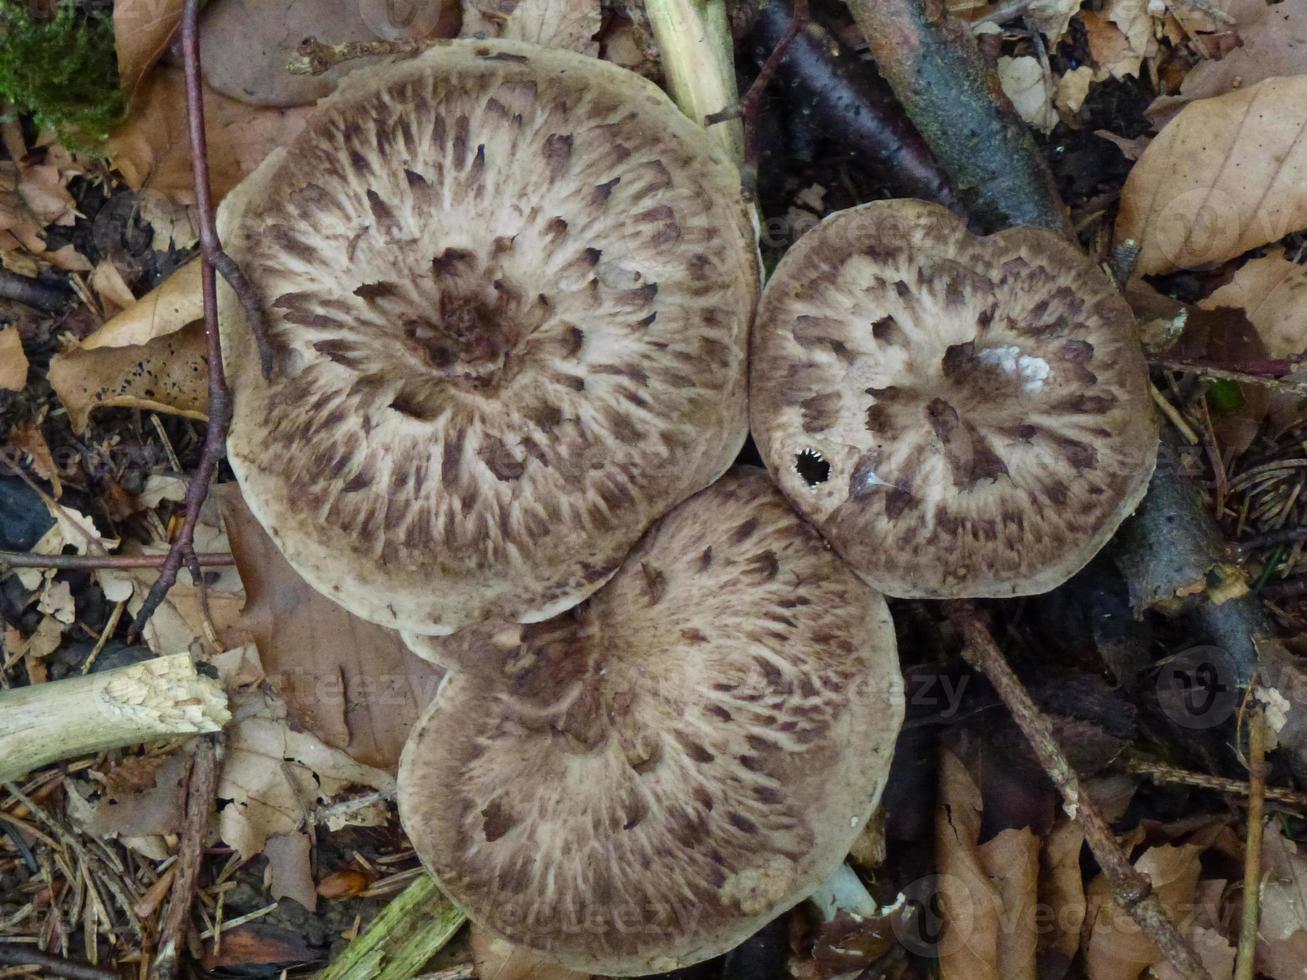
[
  {"x1": 750, "y1": 200, "x2": 1158, "y2": 598},
  {"x1": 215, "y1": 39, "x2": 759, "y2": 635},
  {"x1": 398, "y1": 468, "x2": 903, "y2": 975}
]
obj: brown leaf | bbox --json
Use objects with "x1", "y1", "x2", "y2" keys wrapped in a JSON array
[
  {"x1": 316, "y1": 868, "x2": 372, "y2": 900},
  {"x1": 462, "y1": 0, "x2": 602, "y2": 54},
  {"x1": 471, "y1": 925, "x2": 591, "y2": 980},
  {"x1": 82, "y1": 260, "x2": 203, "y2": 351},
  {"x1": 105, "y1": 69, "x2": 311, "y2": 206},
  {"x1": 1258, "y1": 822, "x2": 1307, "y2": 979},
  {"x1": 217, "y1": 485, "x2": 443, "y2": 771},
  {"x1": 90, "y1": 260, "x2": 138, "y2": 316},
  {"x1": 264, "y1": 829, "x2": 317, "y2": 912},
  {"x1": 7, "y1": 421, "x2": 61, "y2": 496},
  {"x1": 113, "y1": 0, "x2": 185, "y2": 98},
  {"x1": 86, "y1": 751, "x2": 190, "y2": 838},
  {"x1": 1117, "y1": 75, "x2": 1307, "y2": 274},
  {"x1": 1083, "y1": 844, "x2": 1204, "y2": 980},
  {"x1": 201, "y1": 922, "x2": 317, "y2": 969},
  {"x1": 0, "y1": 325, "x2": 29, "y2": 391},
  {"x1": 47, "y1": 319, "x2": 208, "y2": 432},
  {"x1": 1037, "y1": 817, "x2": 1086, "y2": 978},
  {"x1": 1149, "y1": 0, "x2": 1307, "y2": 126},
  {"x1": 1200, "y1": 248, "x2": 1307, "y2": 358},
  {"x1": 935, "y1": 750, "x2": 1038, "y2": 980}
]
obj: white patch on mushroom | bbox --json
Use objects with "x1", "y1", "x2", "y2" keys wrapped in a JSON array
[{"x1": 977, "y1": 345, "x2": 1051, "y2": 394}]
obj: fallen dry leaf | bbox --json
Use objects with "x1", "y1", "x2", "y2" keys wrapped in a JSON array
[
  {"x1": 7, "y1": 420, "x2": 61, "y2": 495},
  {"x1": 217, "y1": 657, "x2": 394, "y2": 859},
  {"x1": 264, "y1": 829, "x2": 318, "y2": 911},
  {"x1": 1200, "y1": 249, "x2": 1307, "y2": 358},
  {"x1": 200, "y1": 922, "x2": 316, "y2": 970},
  {"x1": 1083, "y1": 844, "x2": 1204, "y2": 980},
  {"x1": 1106, "y1": 0, "x2": 1155, "y2": 74},
  {"x1": 998, "y1": 56, "x2": 1057, "y2": 134},
  {"x1": 217, "y1": 485, "x2": 443, "y2": 770},
  {"x1": 48, "y1": 319, "x2": 209, "y2": 432},
  {"x1": 105, "y1": 68, "x2": 311, "y2": 206},
  {"x1": 1149, "y1": 0, "x2": 1307, "y2": 126},
  {"x1": 1259, "y1": 822, "x2": 1307, "y2": 979},
  {"x1": 136, "y1": 188, "x2": 199, "y2": 252},
  {"x1": 936, "y1": 750, "x2": 1038, "y2": 980},
  {"x1": 90, "y1": 260, "x2": 138, "y2": 317},
  {"x1": 462, "y1": 0, "x2": 602, "y2": 54},
  {"x1": 113, "y1": 0, "x2": 185, "y2": 99},
  {"x1": 471, "y1": 925, "x2": 592, "y2": 980},
  {"x1": 1055, "y1": 65, "x2": 1095, "y2": 114},
  {"x1": 0, "y1": 326, "x2": 28, "y2": 391},
  {"x1": 1116, "y1": 75, "x2": 1307, "y2": 275},
  {"x1": 1081, "y1": 8, "x2": 1146, "y2": 80},
  {"x1": 1026, "y1": 0, "x2": 1084, "y2": 41},
  {"x1": 83, "y1": 260, "x2": 202, "y2": 350},
  {"x1": 1038, "y1": 817, "x2": 1086, "y2": 977},
  {"x1": 86, "y1": 750, "x2": 190, "y2": 839}
]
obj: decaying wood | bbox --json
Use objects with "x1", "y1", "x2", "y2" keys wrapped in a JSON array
[{"x1": 0, "y1": 653, "x2": 230, "y2": 783}]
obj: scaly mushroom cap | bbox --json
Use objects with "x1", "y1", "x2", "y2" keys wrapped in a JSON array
[
  {"x1": 399, "y1": 469, "x2": 903, "y2": 975},
  {"x1": 216, "y1": 39, "x2": 759, "y2": 634},
  {"x1": 750, "y1": 200, "x2": 1158, "y2": 598}
]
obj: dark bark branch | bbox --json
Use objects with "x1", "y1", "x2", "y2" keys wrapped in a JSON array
[
  {"x1": 0, "y1": 551, "x2": 235, "y2": 570},
  {"x1": 0, "y1": 270, "x2": 70, "y2": 312},
  {"x1": 0, "y1": 944, "x2": 122, "y2": 980}
]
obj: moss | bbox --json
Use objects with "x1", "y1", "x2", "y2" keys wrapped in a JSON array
[{"x1": 0, "y1": 1, "x2": 123, "y2": 148}]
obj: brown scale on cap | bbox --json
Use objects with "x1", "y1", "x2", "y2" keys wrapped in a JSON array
[
  {"x1": 215, "y1": 40, "x2": 759, "y2": 635},
  {"x1": 751, "y1": 200, "x2": 1158, "y2": 598},
  {"x1": 400, "y1": 469, "x2": 903, "y2": 975}
]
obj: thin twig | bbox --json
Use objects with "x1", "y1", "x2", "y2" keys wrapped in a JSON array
[
  {"x1": 153, "y1": 738, "x2": 219, "y2": 980},
  {"x1": 1236, "y1": 526, "x2": 1307, "y2": 556},
  {"x1": 130, "y1": 0, "x2": 237, "y2": 641},
  {"x1": 1234, "y1": 701, "x2": 1267, "y2": 980},
  {"x1": 734, "y1": 0, "x2": 810, "y2": 188},
  {"x1": 0, "y1": 551, "x2": 234, "y2": 571},
  {"x1": 0, "y1": 945, "x2": 119, "y2": 980},
  {"x1": 1124, "y1": 756, "x2": 1307, "y2": 811},
  {"x1": 946, "y1": 602, "x2": 1213, "y2": 980},
  {"x1": 1151, "y1": 357, "x2": 1307, "y2": 395},
  {"x1": 0, "y1": 271, "x2": 69, "y2": 312}
]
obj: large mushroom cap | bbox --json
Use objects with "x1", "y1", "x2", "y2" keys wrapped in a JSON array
[
  {"x1": 216, "y1": 39, "x2": 759, "y2": 635},
  {"x1": 398, "y1": 469, "x2": 903, "y2": 975},
  {"x1": 750, "y1": 200, "x2": 1158, "y2": 598}
]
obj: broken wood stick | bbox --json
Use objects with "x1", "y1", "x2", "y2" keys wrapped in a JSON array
[
  {"x1": 319, "y1": 874, "x2": 466, "y2": 980},
  {"x1": 0, "y1": 653, "x2": 230, "y2": 783}
]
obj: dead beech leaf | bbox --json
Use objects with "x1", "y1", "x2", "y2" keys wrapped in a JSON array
[
  {"x1": 1259, "y1": 822, "x2": 1307, "y2": 979},
  {"x1": 86, "y1": 750, "x2": 189, "y2": 839},
  {"x1": 936, "y1": 750, "x2": 1038, "y2": 980},
  {"x1": 997, "y1": 56, "x2": 1056, "y2": 134},
  {"x1": 1025, "y1": 0, "x2": 1084, "y2": 41},
  {"x1": 462, "y1": 0, "x2": 602, "y2": 55},
  {"x1": 217, "y1": 662, "x2": 394, "y2": 859},
  {"x1": 1055, "y1": 65, "x2": 1095, "y2": 114},
  {"x1": 264, "y1": 830, "x2": 318, "y2": 912},
  {"x1": 90, "y1": 260, "x2": 138, "y2": 316},
  {"x1": 7, "y1": 421, "x2": 61, "y2": 496},
  {"x1": 47, "y1": 319, "x2": 208, "y2": 432},
  {"x1": 1117, "y1": 76, "x2": 1307, "y2": 275},
  {"x1": 105, "y1": 69, "x2": 311, "y2": 206},
  {"x1": 113, "y1": 0, "x2": 185, "y2": 98},
  {"x1": 1200, "y1": 249, "x2": 1307, "y2": 359},
  {"x1": 470, "y1": 925, "x2": 591, "y2": 980},
  {"x1": 1080, "y1": 9, "x2": 1143, "y2": 80},
  {"x1": 0, "y1": 326, "x2": 28, "y2": 391},
  {"x1": 1038, "y1": 817, "x2": 1086, "y2": 976},
  {"x1": 217, "y1": 485, "x2": 443, "y2": 771},
  {"x1": 83, "y1": 260, "x2": 203, "y2": 350}
]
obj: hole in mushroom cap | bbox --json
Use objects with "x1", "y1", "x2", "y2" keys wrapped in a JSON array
[{"x1": 794, "y1": 449, "x2": 830, "y2": 487}]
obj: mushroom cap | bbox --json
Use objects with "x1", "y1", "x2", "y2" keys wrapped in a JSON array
[
  {"x1": 216, "y1": 39, "x2": 759, "y2": 635},
  {"x1": 398, "y1": 469, "x2": 903, "y2": 975},
  {"x1": 750, "y1": 200, "x2": 1158, "y2": 598}
]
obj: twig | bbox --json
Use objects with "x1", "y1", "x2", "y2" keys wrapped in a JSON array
[
  {"x1": 946, "y1": 602, "x2": 1213, "y2": 980},
  {"x1": 1124, "y1": 756, "x2": 1307, "y2": 811},
  {"x1": 740, "y1": 0, "x2": 956, "y2": 206},
  {"x1": 844, "y1": 0, "x2": 1072, "y2": 237},
  {"x1": 289, "y1": 37, "x2": 427, "y2": 76},
  {"x1": 1235, "y1": 526, "x2": 1307, "y2": 556},
  {"x1": 153, "y1": 738, "x2": 219, "y2": 980},
  {"x1": 317, "y1": 875, "x2": 465, "y2": 980},
  {"x1": 1151, "y1": 357, "x2": 1307, "y2": 396},
  {"x1": 0, "y1": 271, "x2": 69, "y2": 312},
  {"x1": 734, "y1": 0, "x2": 810, "y2": 186},
  {"x1": 0, "y1": 945, "x2": 119, "y2": 980},
  {"x1": 1234, "y1": 701, "x2": 1267, "y2": 980},
  {"x1": 0, "y1": 551, "x2": 234, "y2": 571},
  {"x1": 130, "y1": 0, "x2": 239, "y2": 641}
]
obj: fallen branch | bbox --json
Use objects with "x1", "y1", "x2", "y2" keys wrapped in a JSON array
[
  {"x1": 1125, "y1": 755, "x2": 1307, "y2": 811},
  {"x1": 1234, "y1": 700, "x2": 1267, "y2": 980},
  {"x1": 0, "y1": 550, "x2": 234, "y2": 570},
  {"x1": 1151, "y1": 357, "x2": 1307, "y2": 396},
  {"x1": 0, "y1": 944, "x2": 121, "y2": 980},
  {"x1": 742, "y1": 0, "x2": 956, "y2": 207},
  {"x1": 0, "y1": 653, "x2": 230, "y2": 783},
  {"x1": 845, "y1": 0, "x2": 1071, "y2": 236},
  {"x1": 0, "y1": 270, "x2": 70, "y2": 312},
  {"x1": 947, "y1": 601, "x2": 1212, "y2": 980},
  {"x1": 318, "y1": 874, "x2": 466, "y2": 980},
  {"x1": 130, "y1": 0, "x2": 248, "y2": 639},
  {"x1": 289, "y1": 36, "x2": 428, "y2": 76},
  {"x1": 154, "y1": 737, "x2": 220, "y2": 980}
]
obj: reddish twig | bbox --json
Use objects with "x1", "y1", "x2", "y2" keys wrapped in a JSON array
[
  {"x1": 1150, "y1": 356, "x2": 1307, "y2": 395},
  {"x1": 153, "y1": 738, "x2": 219, "y2": 980},
  {"x1": 0, "y1": 550, "x2": 233, "y2": 570},
  {"x1": 738, "y1": 0, "x2": 809, "y2": 183},
  {"x1": 129, "y1": 0, "x2": 242, "y2": 641},
  {"x1": 946, "y1": 602, "x2": 1213, "y2": 980},
  {"x1": 0, "y1": 944, "x2": 121, "y2": 980}
]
